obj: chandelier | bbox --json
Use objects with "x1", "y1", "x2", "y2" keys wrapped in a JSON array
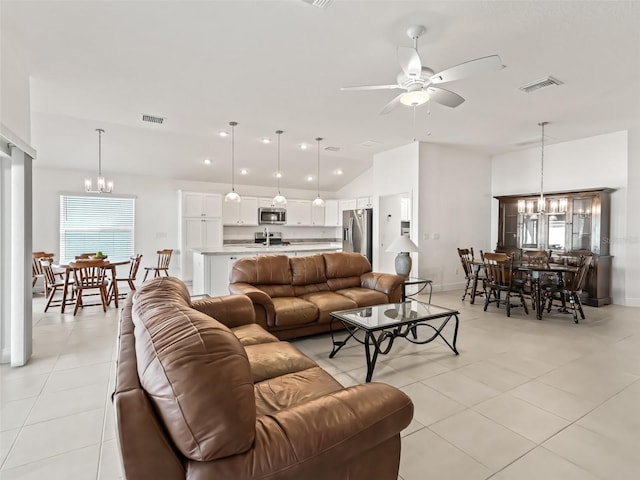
[
  {"x1": 84, "y1": 129, "x2": 113, "y2": 193},
  {"x1": 272, "y1": 130, "x2": 287, "y2": 206}
]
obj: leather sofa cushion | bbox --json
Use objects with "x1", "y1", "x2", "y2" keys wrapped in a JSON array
[
  {"x1": 254, "y1": 366, "x2": 344, "y2": 416},
  {"x1": 299, "y1": 291, "x2": 358, "y2": 323},
  {"x1": 132, "y1": 277, "x2": 256, "y2": 462},
  {"x1": 258, "y1": 283, "x2": 296, "y2": 298},
  {"x1": 272, "y1": 297, "x2": 318, "y2": 326},
  {"x1": 245, "y1": 342, "x2": 318, "y2": 383},
  {"x1": 231, "y1": 324, "x2": 279, "y2": 346},
  {"x1": 230, "y1": 254, "x2": 292, "y2": 286},
  {"x1": 290, "y1": 254, "x2": 327, "y2": 286},
  {"x1": 336, "y1": 287, "x2": 389, "y2": 307},
  {"x1": 327, "y1": 276, "x2": 362, "y2": 291},
  {"x1": 324, "y1": 251, "x2": 371, "y2": 278}
]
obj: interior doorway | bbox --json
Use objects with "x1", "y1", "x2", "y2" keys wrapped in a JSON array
[{"x1": 379, "y1": 192, "x2": 411, "y2": 274}]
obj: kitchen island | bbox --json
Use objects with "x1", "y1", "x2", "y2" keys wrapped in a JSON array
[{"x1": 192, "y1": 243, "x2": 342, "y2": 296}]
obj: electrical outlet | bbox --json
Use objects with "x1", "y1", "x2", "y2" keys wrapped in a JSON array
[
  {"x1": 455, "y1": 268, "x2": 459, "y2": 275},
  {"x1": 423, "y1": 233, "x2": 430, "y2": 240}
]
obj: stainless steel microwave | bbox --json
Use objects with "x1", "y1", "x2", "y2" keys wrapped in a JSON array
[{"x1": 258, "y1": 207, "x2": 287, "y2": 225}]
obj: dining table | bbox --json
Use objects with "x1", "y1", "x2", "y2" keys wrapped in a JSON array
[
  {"x1": 512, "y1": 263, "x2": 578, "y2": 319},
  {"x1": 53, "y1": 258, "x2": 130, "y2": 313}
]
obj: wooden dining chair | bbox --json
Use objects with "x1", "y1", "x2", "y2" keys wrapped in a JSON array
[
  {"x1": 69, "y1": 259, "x2": 109, "y2": 315},
  {"x1": 483, "y1": 252, "x2": 529, "y2": 317},
  {"x1": 108, "y1": 254, "x2": 143, "y2": 305},
  {"x1": 542, "y1": 254, "x2": 592, "y2": 323},
  {"x1": 32, "y1": 252, "x2": 55, "y2": 293},
  {"x1": 457, "y1": 247, "x2": 485, "y2": 303},
  {"x1": 143, "y1": 249, "x2": 173, "y2": 281},
  {"x1": 41, "y1": 258, "x2": 69, "y2": 312}
]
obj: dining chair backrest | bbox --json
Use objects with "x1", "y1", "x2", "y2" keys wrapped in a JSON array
[
  {"x1": 128, "y1": 254, "x2": 143, "y2": 280},
  {"x1": 32, "y1": 252, "x2": 54, "y2": 277},
  {"x1": 40, "y1": 257, "x2": 58, "y2": 286},
  {"x1": 522, "y1": 250, "x2": 550, "y2": 267},
  {"x1": 483, "y1": 252, "x2": 513, "y2": 287},
  {"x1": 156, "y1": 249, "x2": 173, "y2": 269},
  {"x1": 70, "y1": 260, "x2": 108, "y2": 287},
  {"x1": 457, "y1": 248, "x2": 475, "y2": 278},
  {"x1": 565, "y1": 255, "x2": 592, "y2": 292}
]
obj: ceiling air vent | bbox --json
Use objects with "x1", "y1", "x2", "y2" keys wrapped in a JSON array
[
  {"x1": 518, "y1": 76, "x2": 563, "y2": 93},
  {"x1": 324, "y1": 146, "x2": 340, "y2": 152},
  {"x1": 142, "y1": 114, "x2": 165, "y2": 124},
  {"x1": 301, "y1": 0, "x2": 333, "y2": 9}
]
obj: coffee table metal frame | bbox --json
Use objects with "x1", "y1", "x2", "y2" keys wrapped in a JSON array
[
  {"x1": 329, "y1": 301, "x2": 460, "y2": 382},
  {"x1": 401, "y1": 277, "x2": 433, "y2": 303}
]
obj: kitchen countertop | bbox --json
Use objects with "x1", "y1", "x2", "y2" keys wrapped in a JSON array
[{"x1": 193, "y1": 242, "x2": 342, "y2": 255}]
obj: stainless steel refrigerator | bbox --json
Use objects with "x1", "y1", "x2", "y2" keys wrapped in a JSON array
[{"x1": 342, "y1": 208, "x2": 373, "y2": 264}]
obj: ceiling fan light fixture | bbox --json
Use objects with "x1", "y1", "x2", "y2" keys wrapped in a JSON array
[{"x1": 400, "y1": 90, "x2": 430, "y2": 106}]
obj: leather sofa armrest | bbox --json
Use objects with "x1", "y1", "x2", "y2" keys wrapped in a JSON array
[
  {"x1": 361, "y1": 272, "x2": 405, "y2": 301},
  {"x1": 228, "y1": 283, "x2": 276, "y2": 328},
  {"x1": 187, "y1": 382, "x2": 413, "y2": 479},
  {"x1": 191, "y1": 294, "x2": 256, "y2": 329}
]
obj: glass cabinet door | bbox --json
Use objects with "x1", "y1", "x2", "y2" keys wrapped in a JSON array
[
  {"x1": 520, "y1": 215, "x2": 539, "y2": 248},
  {"x1": 547, "y1": 213, "x2": 566, "y2": 250},
  {"x1": 572, "y1": 198, "x2": 592, "y2": 250}
]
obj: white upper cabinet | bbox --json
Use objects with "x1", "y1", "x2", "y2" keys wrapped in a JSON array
[
  {"x1": 357, "y1": 196, "x2": 373, "y2": 209},
  {"x1": 324, "y1": 200, "x2": 340, "y2": 227},
  {"x1": 338, "y1": 198, "x2": 357, "y2": 212},
  {"x1": 182, "y1": 192, "x2": 222, "y2": 217},
  {"x1": 286, "y1": 200, "x2": 312, "y2": 226},
  {"x1": 258, "y1": 197, "x2": 274, "y2": 208},
  {"x1": 222, "y1": 196, "x2": 259, "y2": 226},
  {"x1": 310, "y1": 203, "x2": 325, "y2": 226}
]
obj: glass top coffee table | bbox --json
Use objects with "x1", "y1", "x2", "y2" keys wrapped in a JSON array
[{"x1": 329, "y1": 301, "x2": 460, "y2": 382}]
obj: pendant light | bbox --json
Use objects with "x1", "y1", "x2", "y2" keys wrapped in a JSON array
[
  {"x1": 312, "y1": 137, "x2": 325, "y2": 207},
  {"x1": 272, "y1": 130, "x2": 287, "y2": 206},
  {"x1": 537, "y1": 121, "x2": 548, "y2": 213},
  {"x1": 84, "y1": 129, "x2": 113, "y2": 193},
  {"x1": 224, "y1": 121, "x2": 241, "y2": 203}
]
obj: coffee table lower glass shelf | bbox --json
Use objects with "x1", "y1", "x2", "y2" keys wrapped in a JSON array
[{"x1": 329, "y1": 301, "x2": 460, "y2": 382}]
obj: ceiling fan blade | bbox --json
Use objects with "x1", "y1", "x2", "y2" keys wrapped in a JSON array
[
  {"x1": 427, "y1": 87, "x2": 465, "y2": 108},
  {"x1": 379, "y1": 93, "x2": 404, "y2": 115},
  {"x1": 397, "y1": 46, "x2": 422, "y2": 78},
  {"x1": 430, "y1": 55, "x2": 503, "y2": 84},
  {"x1": 340, "y1": 84, "x2": 401, "y2": 91}
]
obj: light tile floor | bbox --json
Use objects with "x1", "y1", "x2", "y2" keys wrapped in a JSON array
[{"x1": 1, "y1": 290, "x2": 639, "y2": 479}]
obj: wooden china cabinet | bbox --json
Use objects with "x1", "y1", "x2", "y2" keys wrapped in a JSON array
[{"x1": 495, "y1": 188, "x2": 613, "y2": 306}]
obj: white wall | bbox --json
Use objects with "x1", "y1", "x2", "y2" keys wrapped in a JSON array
[
  {"x1": 32, "y1": 166, "x2": 337, "y2": 278},
  {"x1": 419, "y1": 143, "x2": 492, "y2": 291},
  {"x1": 491, "y1": 130, "x2": 628, "y2": 304},
  {"x1": 335, "y1": 167, "x2": 373, "y2": 199},
  {"x1": 0, "y1": 37, "x2": 31, "y2": 144},
  {"x1": 624, "y1": 127, "x2": 640, "y2": 306}
]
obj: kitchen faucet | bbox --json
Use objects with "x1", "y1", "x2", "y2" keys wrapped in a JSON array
[{"x1": 264, "y1": 227, "x2": 270, "y2": 247}]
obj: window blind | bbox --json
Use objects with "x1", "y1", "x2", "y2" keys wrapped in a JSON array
[{"x1": 59, "y1": 195, "x2": 135, "y2": 262}]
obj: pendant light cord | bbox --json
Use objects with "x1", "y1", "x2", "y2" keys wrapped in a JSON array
[
  {"x1": 276, "y1": 130, "x2": 283, "y2": 194},
  {"x1": 229, "y1": 121, "x2": 237, "y2": 191},
  {"x1": 96, "y1": 128, "x2": 104, "y2": 176},
  {"x1": 316, "y1": 137, "x2": 323, "y2": 196}
]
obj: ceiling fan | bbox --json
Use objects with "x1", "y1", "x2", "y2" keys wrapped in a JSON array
[{"x1": 341, "y1": 25, "x2": 504, "y2": 114}]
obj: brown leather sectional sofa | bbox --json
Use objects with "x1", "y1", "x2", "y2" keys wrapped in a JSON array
[
  {"x1": 229, "y1": 251, "x2": 406, "y2": 339},
  {"x1": 114, "y1": 276, "x2": 414, "y2": 480}
]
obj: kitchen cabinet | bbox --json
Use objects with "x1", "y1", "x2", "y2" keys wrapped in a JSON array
[
  {"x1": 286, "y1": 199, "x2": 312, "y2": 226},
  {"x1": 181, "y1": 191, "x2": 222, "y2": 217},
  {"x1": 194, "y1": 252, "x2": 255, "y2": 297},
  {"x1": 495, "y1": 188, "x2": 613, "y2": 306},
  {"x1": 182, "y1": 217, "x2": 222, "y2": 281},
  {"x1": 357, "y1": 196, "x2": 373, "y2": 209},
  {"x1": 222, "y1": 196, "x2": 259, "y2": 225},
  {"x1": 258, "y1": 197, "x2": 274, "y2": 208},
  {"x1": 310, "y1": 203, "x2": 325, "y2": 226},
  {"x1": 324, "y1": 200, "x2": 340, "y2": 227},
  {"x1": 338, "y1": 198, "x2": 357, "y2": 212}
]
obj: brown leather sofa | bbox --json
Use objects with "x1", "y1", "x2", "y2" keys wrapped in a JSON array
[
  {"x1": 228, "y1": 251, "x2": 405, "y2": 339},
  {"x1": 114, "y1": 276, "x2": 414, "y2": 480}
]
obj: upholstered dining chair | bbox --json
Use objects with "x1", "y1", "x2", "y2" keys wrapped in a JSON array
[
  {"x1": 108, "y1": 254, "x2": 143, "y2": 305},
  {"x1": 483, "y1": 252, "x2": 529, "y2": 317},
  {"x1": 143, "y1": 249, "x2": 173, "y2": 281},
  {"x1": 69, "y1": 259, "x2": 109, "y2": 315}
]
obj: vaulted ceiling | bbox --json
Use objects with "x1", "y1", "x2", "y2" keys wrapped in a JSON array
[{"x1": 2, "y1": 1, "x2": 639, "y2": 191}]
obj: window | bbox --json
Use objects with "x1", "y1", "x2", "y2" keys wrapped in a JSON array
[{"x1": 59, "y1": 195, "x2": 135, "y2": 262}]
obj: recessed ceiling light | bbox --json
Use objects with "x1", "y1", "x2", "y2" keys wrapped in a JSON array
[
  {"x1": 307, "y1": 175, "x2": 314, "y2": 182},
  {"x1": 203, "y1": 158, "x2": 212, "y2": 165},
  {"x1": 261, "y1": 137, "x2": 272, "y2": 144},
  {"x1": 240, "y1": 168, "x2": 248, "y2": 175},
  {"x1": 300, "y1": 143, "x2": 309, "y2": 150},
  {"x1": 218, "y1": 130, "x2": 229, "y2": 137},
  {"x1": 334, "y1": 169, "x2": 343, "y2": 175}
]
